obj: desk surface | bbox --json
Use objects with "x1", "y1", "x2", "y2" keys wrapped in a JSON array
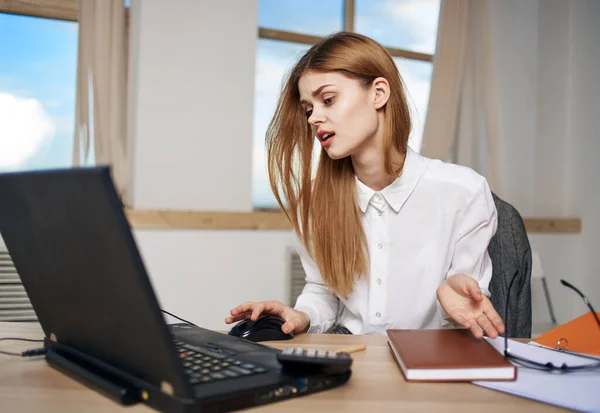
[{"x1": 0, "y1": 322, "x2": 565, "y2": 413}]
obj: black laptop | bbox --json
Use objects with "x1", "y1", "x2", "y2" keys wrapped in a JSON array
[{"x1": 0, "y1": 167, "x2": 351, "y2": 412}]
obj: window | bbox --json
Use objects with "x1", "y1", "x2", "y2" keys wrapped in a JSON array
[
  {"x1": 0, "y1": 12, "x2": 78, "y2": 172},
  {"x1": 259, "y1": 0, "x2": 344, "y2": 37},
  {"x1": 253, "y1": 0, "x2": 441, "y2": 209}
]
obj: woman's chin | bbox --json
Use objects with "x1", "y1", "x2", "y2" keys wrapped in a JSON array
[{"x1": 324, "y1": 146, "x2": 350, "y2": 160}]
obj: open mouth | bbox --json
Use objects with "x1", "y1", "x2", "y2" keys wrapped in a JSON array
[{"x1": 321, "y1": 133, "x2": 335, "y2": 142}]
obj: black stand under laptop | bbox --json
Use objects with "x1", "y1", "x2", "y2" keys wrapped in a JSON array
[{"x1": 0, "y1": 167, "x2": 351, "y2": 413}]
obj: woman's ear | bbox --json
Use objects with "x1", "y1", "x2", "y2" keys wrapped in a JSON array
[{"x1": 372, "y1": 77, "x2": 390, "y2": 110}]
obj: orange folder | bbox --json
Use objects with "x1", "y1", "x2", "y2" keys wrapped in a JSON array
[{"x1": 533, "y1": 312, "x2": 600, "y2": 356}]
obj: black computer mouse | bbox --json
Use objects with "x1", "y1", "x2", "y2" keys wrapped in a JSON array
[{"x1": 228, "y1": 315, "x2": 295, "y2": 342}]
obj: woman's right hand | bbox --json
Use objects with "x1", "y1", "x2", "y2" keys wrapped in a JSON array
[{"x1": 224, "y1": 300, "x2": 311, "y2": 334}]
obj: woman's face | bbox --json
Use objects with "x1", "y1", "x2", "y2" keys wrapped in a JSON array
[{"x1": 298, "y1": 70, "x2": 383, "y2": 160}]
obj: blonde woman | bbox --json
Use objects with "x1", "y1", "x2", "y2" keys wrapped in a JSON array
[{"x1": 225, "y1": 32, "x2": 505, "y2": 339}]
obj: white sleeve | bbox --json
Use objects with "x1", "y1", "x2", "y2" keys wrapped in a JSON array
[
  {"x1": 292, "y1": 238, "x2": 339, "y2": 333},
  {"x1": 438, "y1": 177, "x2": 498, "y2": 325}
]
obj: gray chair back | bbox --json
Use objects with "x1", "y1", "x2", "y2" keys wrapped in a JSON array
[{"x1": 488, "y1": 193, "x2": 532, "y2": 338}]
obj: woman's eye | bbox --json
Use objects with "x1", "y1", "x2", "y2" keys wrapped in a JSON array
[
  {"x1": 305, "y1": 109, "x2": 313, "y2": 118},
  {"x1": 324, "y1": 97, "x2": 334, "y2": 105}
]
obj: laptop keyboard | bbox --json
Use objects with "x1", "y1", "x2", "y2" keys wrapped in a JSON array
[{"x1": 173, "y1": 340, "x2": 268, "y2": 385}]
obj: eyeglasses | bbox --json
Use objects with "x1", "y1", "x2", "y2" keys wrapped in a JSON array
[
  {"x1": 559, "y1": 279, "x2": 600, "y2": 328},
  {"x1": 503, "y1": 250, "x2": 600, "y2": 372}
]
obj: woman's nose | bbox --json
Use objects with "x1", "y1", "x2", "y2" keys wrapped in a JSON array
[{"x1": 308, "y1": 110, "x2": 325, "y2": 126}]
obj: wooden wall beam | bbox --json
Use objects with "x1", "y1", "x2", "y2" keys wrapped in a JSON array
[
  {"x1": 0, "y1": 0, "x2": 78, "y2": 22},
  {"x1": 126, "y1": 209, "x2": 581, "y2": 234}
]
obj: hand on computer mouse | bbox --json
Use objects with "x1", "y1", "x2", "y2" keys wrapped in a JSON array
[{"x1": 225, "y1": 300, "x2": 310, "y2": 334}]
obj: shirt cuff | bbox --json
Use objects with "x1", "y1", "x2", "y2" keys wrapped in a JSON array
[{"x1": 294, "y1": 304, "x2": 335, "y2": 334}]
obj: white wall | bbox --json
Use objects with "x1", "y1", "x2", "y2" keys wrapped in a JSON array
[
  {"x1": 133, "y1": 229, "x2": 296, "y2": 330},
  {"x1": 126, "y1": 0, "x2": 600, "y2": 332},
  {"x1": 127, "y1": 0, "x2": 297, "y2": 331},
  {"x1": 490, "y1": 0, "x2": 539, "y2": 217},
  {"x1": 561, "y1": 0, "x2": 600, "y2": 318},
  {"x1": 490, "y1": 0, "x2": 600, "y2": 325},
  {"x1": 129, "y1": 0, "x2": 256, "y2": 211}
]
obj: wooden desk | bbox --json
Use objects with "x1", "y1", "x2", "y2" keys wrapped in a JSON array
[{"x1": 0, "y1": 322, "x2": 565, "y2": 413}]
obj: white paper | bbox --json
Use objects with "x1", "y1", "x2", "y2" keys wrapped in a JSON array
[{"x1": 473, "y1": 337, "x2": 600, "y2": 413}]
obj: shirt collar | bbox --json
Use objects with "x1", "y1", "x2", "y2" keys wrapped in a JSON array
[{"x1": 356, "y1": 146, "x2": 427, "y2": 213}]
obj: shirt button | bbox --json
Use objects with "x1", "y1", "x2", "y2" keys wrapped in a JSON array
[
  {"x1": 378, "y1": 243, "x2": 383, "y2": 249},
  {"x1": 377, "y1": 278, "x2": 382, "y2": 285},
  {"x1": 375, "y1": 312, "x2": 381, "y2": 318}
]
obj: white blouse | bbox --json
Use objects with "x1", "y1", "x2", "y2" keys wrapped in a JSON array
[{"x1": 293, "y1": 147, "x2": 498, "y2": 335}]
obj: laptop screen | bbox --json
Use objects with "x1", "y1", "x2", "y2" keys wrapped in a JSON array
[{"x1": 0, "y1": 167, "x2": 190, "y2": 396}]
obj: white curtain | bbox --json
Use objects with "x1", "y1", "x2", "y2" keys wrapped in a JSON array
[
  {"x1": 421, "y1": 0, "x2": 500, "y2": 191},
  {"x1": 73, "y1": 0, "x2": 129, "y2": 202}
]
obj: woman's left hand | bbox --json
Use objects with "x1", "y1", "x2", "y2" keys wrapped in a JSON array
[{"x1": 436, "y1": 274, "x2": 505, "y2": 339}]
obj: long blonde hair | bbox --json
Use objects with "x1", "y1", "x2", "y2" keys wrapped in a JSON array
[{"x1": 266, "y1": 32, "x2": 411, "y2": 299}]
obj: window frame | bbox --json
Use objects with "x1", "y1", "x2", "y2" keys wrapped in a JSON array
[
  {"x1": 0, "y1": 0, "x2": 78, "y2": 22},
  {"x1": 258, "y1": 0, "x2": 434, "y2": 63},
  {"x1": 0, "y1": 1, "x2": 580, "y2": 234}
]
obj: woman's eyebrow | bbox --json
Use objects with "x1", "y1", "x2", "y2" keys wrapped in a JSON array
[{"x1": 300, "y1": 84, "x2": 334, "y2": 104}]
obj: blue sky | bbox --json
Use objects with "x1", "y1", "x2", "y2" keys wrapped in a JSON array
[
  {"x1": 0, "y1": 13, "x2": 77, "y2": 172},
  {"x1": 0, "y1": 0, "x2": 439, "y2": 209}
]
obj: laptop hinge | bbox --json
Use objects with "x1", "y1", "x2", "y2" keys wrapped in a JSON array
[{"x1": 45, "y1": 348, "x2": 140, "y2": 405}]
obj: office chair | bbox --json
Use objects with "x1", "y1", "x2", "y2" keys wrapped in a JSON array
[
  {"x1": 487, "y1": 193, "x2": 533, "y2": 338},
  {"x1": 530, "y1": 251, "x2": 559, "y2": 337}
]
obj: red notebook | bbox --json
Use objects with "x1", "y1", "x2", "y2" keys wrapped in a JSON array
[{"x1": 386, "y1": 329, "x2": 516, "y2": 382}]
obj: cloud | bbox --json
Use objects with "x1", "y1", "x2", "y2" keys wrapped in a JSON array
[
  {"x1": 0, "y1": 93, "x2": 55, "y2": 168},
  {"x1": 255, "y1": 57, "x2": 288, "y2": 97},
  {"x1": 253, "y1": 44, "x2": 309, "y2": 150},
  {"x1": 385, "y1": 0, "x2": 440, "y2": 52},
  {"x1": 253, "y1": 57, "x2": 285, "y2": 153},
  {"x1": 394, "y1": 59, "x2": 433, "y2": 152}
]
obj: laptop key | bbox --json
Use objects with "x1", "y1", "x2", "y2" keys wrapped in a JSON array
[
  {"x1": 241, "y1": 363, "x2": 256, "y2": 369},
  {"x1": 253, "y1": 367, "x2": 267, "y2": 374},
  {"x1": 223, "y1": 370, "x2": 239, "y2": 378},
  {"x1": 229, "y1": 366, "x2": 253, "y2": 375},
  {"x1": 181, "y1": 344, "x2": 226, "y2": 360},
  {"x1": 210, "y1": 372, "x2": 227, "y2": 380}
]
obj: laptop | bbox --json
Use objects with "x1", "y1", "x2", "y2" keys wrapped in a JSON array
[{"x1": 0, "y1": 167, "x2": 351, "y2": 412}]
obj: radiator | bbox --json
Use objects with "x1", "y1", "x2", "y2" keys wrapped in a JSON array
[{"x1": 0, "y1": 249, "x2": 37, "y2": 321}]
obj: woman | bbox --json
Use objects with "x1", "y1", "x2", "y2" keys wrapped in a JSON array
[{"x1": 225, "y1": 32, "x2": 505, "y2": 339}]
